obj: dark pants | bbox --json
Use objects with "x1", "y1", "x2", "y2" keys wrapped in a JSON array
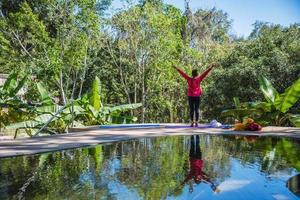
[
  {"x1": 190, "y1": 135, "x2": 201, "y2": 159},
  {"x1": 188, "y1": 96, "x2": 200, "y2": 122}
]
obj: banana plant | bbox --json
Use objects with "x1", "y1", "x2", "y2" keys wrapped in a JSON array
[
  {"x1": 222, "y1": 75, "x2": 300, "y2": 127},
  {"x1": 7, "y1": 76, "x2": 142, "y2": 138},
  {"x1": 0, "y1": 72, "x2": 27, "y2": 101},
  {"x1": 0, "y1": 72, "x2": 31, "y2": 131},
  {"x1": 7, "y1": 82, "x2": 86, "y2": 137},
  {"x1": 76, "y1": 77, "x2": 141, "y2": 125}
]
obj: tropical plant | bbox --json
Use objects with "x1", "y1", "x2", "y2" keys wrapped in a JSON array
[
  {"x1": 0, "y1": 72, "x2": 33, "y2": 131},
  {"x1": 221, "y1": 75, "x2": 300, "y2": 127},
  {"x1": 1, "y1": 0, "x2": 299, "y2": 124},
  {"x1": 75, "y1": 77, "x2": 142, "y2": 125},
  {"x1": 6, "y1": 76, "x2": 142, "y2": 138}
]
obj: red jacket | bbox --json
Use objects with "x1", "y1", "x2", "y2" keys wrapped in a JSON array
[
  {"x1": 182, "y1": 158, "x2": 206, "y2": 184},
  {"x1": 190, "y1": 158, "x2": 204, "y2": 177},
  {"x1": 177, "y1": 67, "x2": 212, "y2": 97}
]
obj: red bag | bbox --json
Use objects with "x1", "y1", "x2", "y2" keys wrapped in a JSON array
[{"x1": 246, "y1": 122, "x2": 262, "y2": 131}]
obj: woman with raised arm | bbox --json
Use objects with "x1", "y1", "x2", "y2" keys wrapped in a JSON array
[{"x1": 173, "y1": 63, "x2": 217, "y2": 127}]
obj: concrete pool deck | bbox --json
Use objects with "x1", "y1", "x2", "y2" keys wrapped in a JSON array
[{"x1": 0, "y1": 125, "x2": 300, "y2": 158}]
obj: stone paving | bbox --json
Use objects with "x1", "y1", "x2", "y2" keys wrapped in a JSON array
[{"x1": 0, "y1": 125, "x2": 299, "y2": 158}]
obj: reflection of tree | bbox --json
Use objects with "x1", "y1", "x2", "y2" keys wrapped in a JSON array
[
  {"x1": 114, "y1": 135, "x2": 233, "y2": 198},
  {"x1": 287, "y1": 173, "x2": 300, "y2": 197},
  {"x1": 200, "y1": 135, "x2": 231, "y2": 183},
  {"x1": 0, "y1": 145, "x2": 107, "y2": 200},
  {"x1": 116, "y1": 137, "x2": 188, "y2": 199},
  {"x1": 226, "y1": 136, "x2": 300, "y2": 174},
  {"x1": 0, "y1": 135, "x2": 299, "y2": 199}
]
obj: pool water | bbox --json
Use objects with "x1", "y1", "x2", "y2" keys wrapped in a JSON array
[{"x1": 0, "y1": 135, "x2": 299, "y2": 200}]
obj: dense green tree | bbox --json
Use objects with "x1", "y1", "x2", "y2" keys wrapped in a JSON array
[
  {"x1": 202, "y1": 24, "x2": 300, "y2": 120},
  {"x1": 0, "y1": 0, "x2": 110, "y2": 104},
  {"x1": 0, "y1": 0, "x2": 299, "y2": 124}
]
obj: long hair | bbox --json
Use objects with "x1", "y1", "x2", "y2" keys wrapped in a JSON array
[{"x1": 192, "y1": 69, "x2": 198, "y2": 77}]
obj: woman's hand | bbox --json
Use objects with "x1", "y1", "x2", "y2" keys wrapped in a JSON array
[
  {"x1": 172, "y1": 64, "x2": 177, "y2": 69},
  {"x1": 209, "y1": 62, "x2": 219, "y2": 69}
]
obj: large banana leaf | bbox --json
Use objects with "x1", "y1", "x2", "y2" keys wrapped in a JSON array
[
  {"x1": 36, "y1": 104, "x2": 81, "y2": 115},
  {"x1": 233, "y1": 97, "x2": 241, "y2": 108},
  {"x1": 36, "y1": 105, "x2": 62, "y2": 114},
  {"x1": 245, "y1": 101, "x2": 273, "y2": 112},
  {"x1": 108, "y1": 114, "x2": 138, "y2": 124},
  {"x1": 11, "y1": 74, "x2": 27, "y2": 96},
  {"x1": 256, "y1": 111, "x2": 281, "y2": 126},
  {"x1": 2, "y1": 72, "x2": 17, "y2": 95},
  {"x1": 6, "y1": 114, "x2": 53, "y2": 129},
  {"x1": 34, "y1": 114, "x2": 54, "y2": 122},
  {"x1": 88, "y1": 105, "x2": 99, "y2": 118},
  {"x1": 65, "y1": 105, "x2": 85, "y2": 115},
  {"x1": 107, "y1": 103, "x2": 142, "y2": 113},
  {"x1": 274, "y1": 77, "x2": 300, "y2": 113},
  {"x1": 88, "y1": 76, "x2": 101, "y2": 111},
  {"x1": 259, "y1": 75, "x2": 279, "y2": 103},
  {"x1": 221, "y1": 108, "x2": 262, "y2": 118},
  {"x1": 289, "y1": 114, "x2": 300, "y2": 127},
  {"x1": 37, "y1": 83, "x2": 54, "y2": 105},
  {"x1": 6, "y1": 120, "x2": 42, "y2": 130}
]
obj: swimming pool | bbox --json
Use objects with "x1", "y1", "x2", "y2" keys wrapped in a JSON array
[{"x1": 0, "y1": 134, "x2": 299, "y2": 200}]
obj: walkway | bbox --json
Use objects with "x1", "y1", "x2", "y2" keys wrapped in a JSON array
[{"x1": 0, "y1": 125, "x2": 299, "y2": 158}]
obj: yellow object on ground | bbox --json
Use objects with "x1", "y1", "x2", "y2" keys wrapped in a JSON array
[
  {"x1": 243, "y1": 118, "x2": 254, "y2": 125},
  {"x1": 234, "y1": 123, "x2": 246, "y2": 131}
]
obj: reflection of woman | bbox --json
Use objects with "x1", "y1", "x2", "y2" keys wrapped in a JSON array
[{"x1": 181, "y1": 135, "x2": 219, "y2": 193}]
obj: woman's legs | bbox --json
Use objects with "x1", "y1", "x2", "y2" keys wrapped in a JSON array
[
  {"x1": 188, "y1": 96, "x2": 200, "y2": 125},
  {"x1": 190, "y1": 135, "x2": 201, "y2": 158},
  {"x1": 188, "y1": 97, "x2": 195, "y2": 122},
  {"x1": 194, "y1": 97, "x2": 200, "y2": 122}
]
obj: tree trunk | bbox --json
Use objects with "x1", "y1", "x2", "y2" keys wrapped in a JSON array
[
  {"x1": 78, "y1": 53, "x2": 88, "y2": 98},
  {"x1": 169, "y1": 103, "x2": 173, "y2": 123},
  {"x1": 71, "y1": 70, "x2": 78, "y2": 100},
  {"x1": 59, "y1": 70, "x2": 67, "y2": 105},
  {"x1": 141, "y1": 63, "x2": 145, "y2": 123},
  {"x1": 59, "y1": 3, "x2": 67, "y2": 105}
]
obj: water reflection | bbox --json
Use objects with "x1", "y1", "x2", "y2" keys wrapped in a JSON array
[
  {"x1": 287, "y1": 173, "x2": 300, "y2": 197},
  {"x1": 0, "y1": 135, "x2": 299, "y2": 200},
  {"x1": 181, "y1": 135, "x2": 219, "y2": 193}
]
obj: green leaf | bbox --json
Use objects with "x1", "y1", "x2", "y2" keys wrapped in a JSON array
[
  {"x1": 88, "y1": 105, "x2": 99, "y2": 118},
  {"x1": 37, "y1": 83, "x2": 54, "y2": 105},
  {"x1": 65, "y1": 105, "x2": 85, "y2": 115},
  {"x1": 36, "y1": 105, "x2": 62, "y2": 114},
  {"x1": 110, "y1": 114, "x2": 138, "y2": 124},
  {"x1": 11, "y1": 74, "x2": 27, "y2": 96},
  {"x1": 221, "y1": 108, "x2": 262, "y2": 118},
  {"x1": 34, "y1": 114, "x2": 53, "y2": 122},
  {"x1": 259, "y1": 75, "x2": 279, "y2": 103},
  {"x1": 233, "y1": 97, "x2": 241, "y2": 109},
  {"x1": 289, "y1": 114, "x2": 300, "y2": 127},
  {"x1": 6, "y1": 120, "x2": 42, "y2": 129},
  {"x1": 6, "y1": 114, "x2": 53, "y2": 130},
  {"x1": 247, "y1": 102, "x2": 273, "y2": 112},
  {"x1": 88, "y1": 76, "x2": 101, "y2": 111},
  {"x1": 108, "y1": 103, "x2": 142, "y2": 113},
  {"x1": 2, "y1": 72, "x2": 18, "y2": 95},
  {"x1": 274, "y1": 77, "x2": 300, "y2": 113}
]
